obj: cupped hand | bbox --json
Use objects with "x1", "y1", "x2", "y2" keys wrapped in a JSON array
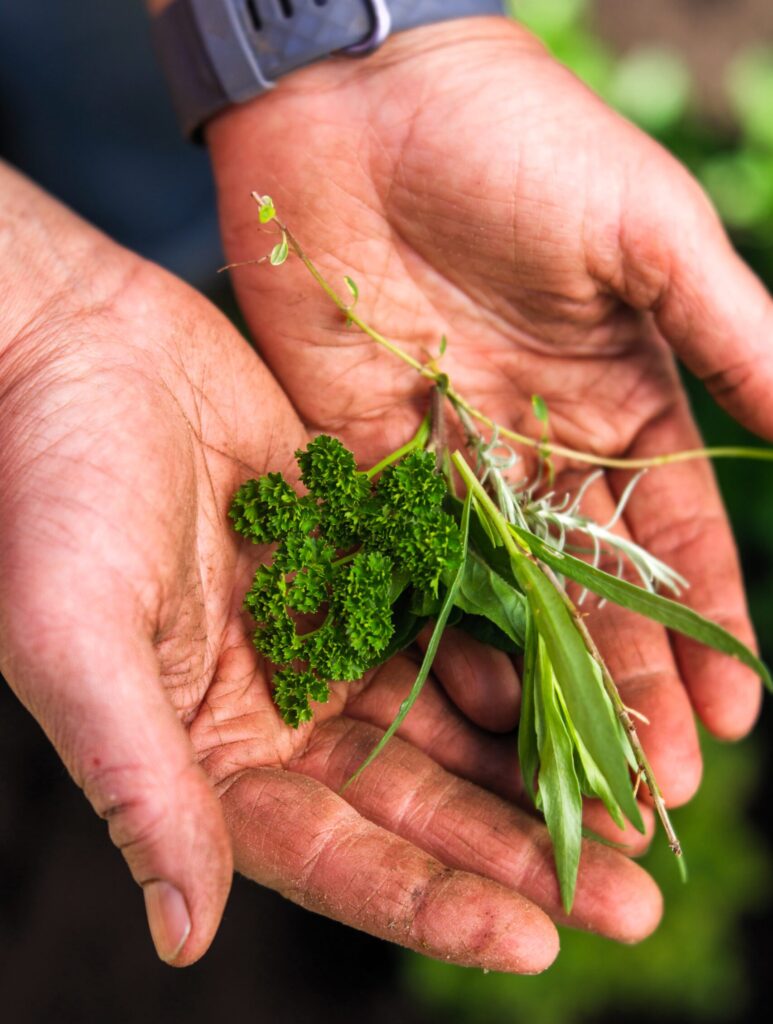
[
  {"x1": 0, "y1": 166, "x2": 660, "y2": 972},
  {"x1": 208, "y1": 15, "x2": 773, "y2": 810}
]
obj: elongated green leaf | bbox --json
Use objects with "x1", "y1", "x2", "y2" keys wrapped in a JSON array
[
  {"x1": 510, "y1": 524, "x2": 773, "y2": 692},
  {"x1": 536, "y1": 637, "x2": 584, "y2": 912},
  {"x1": 572, "y1": 748, "x2": 594, "y2": 799},
  {"x1": 511, "y1": 554, "x2": 644, "y2": 833},
  {"x1": 557, "y1": 686, "x2": 626, "y2": 830},
  {"x1": 471, "y1": 496, "x2": 503, "y2": 550},
  {"x1": 581, "y1": 826, "x2": 632, "y2": 852},
  {"x1": 518, "y1": 608, "x2": 540, "y2": 805},
  {"x1": 341, "y1": 493, "x2": 472, "y2": 791},
  {"x1": 452, "y1": 551, "x2": 528, "y2": 647}
]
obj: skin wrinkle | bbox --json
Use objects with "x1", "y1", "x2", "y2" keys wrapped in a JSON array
[
  {"x1": 386, "y1": 172, "x2": 634, "y2": 355},
  {"x1": 633, "y1": 508, "x2": 731, "y2": 566},
  {"x1": 291, "y1": 714, "x2": 637, "y2": 932},
  {"x1": 408, "y1": 866, "x2": 459, "y2": 941},
  {"x1": 702, "y1": 354, "x2": 760, "y2": 406},
  {"x1": 403, "y1": 775, "x2": 471, "y2": 844},
  {"x1": 299, "y1": 825, "x2": 378, "y2": 910}
]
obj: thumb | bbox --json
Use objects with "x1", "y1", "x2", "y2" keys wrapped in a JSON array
[
  {"x1": 608, "y1": 151, "x2": 773, "y2": 438},
  {"x1": 1, "y1": 619, "x2": 232, "y2": 967}
]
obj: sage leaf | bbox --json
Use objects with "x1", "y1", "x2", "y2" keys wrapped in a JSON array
[{"x1": 452, "y1": 550, "x2": 528, "y2": 647}]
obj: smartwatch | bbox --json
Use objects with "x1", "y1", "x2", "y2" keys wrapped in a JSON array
[{"x1": 152, "y1": 0, "x2": 506, "y2": 137}]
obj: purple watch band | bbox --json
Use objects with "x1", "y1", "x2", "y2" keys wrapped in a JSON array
[{"x1": 152, "y1": 0, "x2": 506, "y2": 137}]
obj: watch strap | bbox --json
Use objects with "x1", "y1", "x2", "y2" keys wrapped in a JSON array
[{"x1": 152, "y1": 0, "x2": 505, "y2": 137}]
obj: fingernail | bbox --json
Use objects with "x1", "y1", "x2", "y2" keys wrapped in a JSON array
[{"x1": 143, "y1": 881, "x2": 191, "y2": 963}]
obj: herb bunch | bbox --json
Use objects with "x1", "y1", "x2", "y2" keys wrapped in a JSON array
[
  {"x1": 227, "y1": 195, "x2": 773, "y2": 913},
  {"x1": 230, "y1": 433, "x2": 460, "y2": 726}
]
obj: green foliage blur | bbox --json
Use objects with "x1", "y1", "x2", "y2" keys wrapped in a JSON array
[{"x1": 402, "y1": 1, "x2": 773, "y2": 1019}]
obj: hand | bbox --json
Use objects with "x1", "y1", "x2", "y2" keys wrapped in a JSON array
[
  {"x1": 208, "y1": 15, "x2": 773, "y2": 809},
  {"x1": 0, "y1": 166, "x2": 660, "y2": 971}
]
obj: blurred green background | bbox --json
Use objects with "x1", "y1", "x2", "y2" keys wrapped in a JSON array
[{"x1": 402, "y1": 2, "x2": 773, "y2": 1021}]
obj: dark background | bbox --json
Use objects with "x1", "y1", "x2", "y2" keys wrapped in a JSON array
[{"x1": 1, "y1": 2, "x2": 772, "y2": 1022}]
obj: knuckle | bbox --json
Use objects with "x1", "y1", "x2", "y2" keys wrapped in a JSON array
[
  {"x1": 82, "y1": 762, "x2": 169, "y2": 855},
  {"x1": 702, "y1": 357, "x2": 756, "y2": 407},
  {"x1": 407, "y1": 866, "x2": 456, "y2": 939},
  {"x1": 511, "y1": 831, "x2": 561, "y2": 906}
]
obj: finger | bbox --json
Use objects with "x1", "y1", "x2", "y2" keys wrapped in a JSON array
[
  {"x1": 292, "y1": 717, "x2": 663, "y2": 942},
  {"x1": 0, "y1": 613, "x2": 232, "y2": 967},
  {"x1": 347, "y1": 657, "x2": 655, "y2": 856},
  {"x1": 582, "y1": 799, "x2": 654, "y2": 859},
  {"x1": 347, "y1": 653, "x2": 523, "y2": 798},
  {"x1": 220, "y1": 765, "x2": 558, "y2": 974},
  {"x1": 557, "y1": 471, "x2": 703, "y2": 808},
  {"x1": 611, "y1": 395, "x2": 761, "y2": 739},
  {"x1": 418, "y1": 625, "x2": 521, "y2": 732},
  {"x1": 609, "y1": 154, "x2": 773, "y2": 439}
]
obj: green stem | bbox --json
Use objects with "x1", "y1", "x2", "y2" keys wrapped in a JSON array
[
  {"x1": 331, "y1": 553, "x2": 358, "y2": 569},
  {"x1": 365, "y1": 411, "x2": 432, "y2": 479},
  {"x1": 452, "y1": 452, "x2": 529, "y2": 556},
  {"x1": 268, "y1": 210, "x2": 773, "y2": 473},
  {"x1": 278, "y1": 219, "x2": 432, "y2": 379}
]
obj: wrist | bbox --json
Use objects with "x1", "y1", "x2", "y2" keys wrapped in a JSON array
[
  {"x1": 205, "y1": 15, "x2": 536, "y2": 148},
  {"x1": 151, "y1": 2, "x2": 523, "y2": 139}
]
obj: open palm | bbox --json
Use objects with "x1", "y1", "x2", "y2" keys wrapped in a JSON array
[
  {"x1": 210, "y1": 15, "x2": 773, "y2": 809},
  {"x1": 0, "y1": 170, "x2": 659, "y2": 972}
]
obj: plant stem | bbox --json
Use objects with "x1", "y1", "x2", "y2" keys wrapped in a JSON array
[
  {"x1": 452, "y1": 451, "x2": 683, "y2": 860},
  {"x1": 365, "y1": 412, "x2": 432, "y2": 479},
  {"x1": 428, "y1": 380, "x2": 448, "y2": 469},
  {"x1": 259, "y1": 203, "x2": 773, "y2": 474},
  {"x1": 331, "y1": 553, "x2": 358, "y2": 568}
]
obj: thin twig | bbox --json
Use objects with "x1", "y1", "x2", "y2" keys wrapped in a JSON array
[{"x1": 249, "y1": 204, "x2": 773, "y2": 474}]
